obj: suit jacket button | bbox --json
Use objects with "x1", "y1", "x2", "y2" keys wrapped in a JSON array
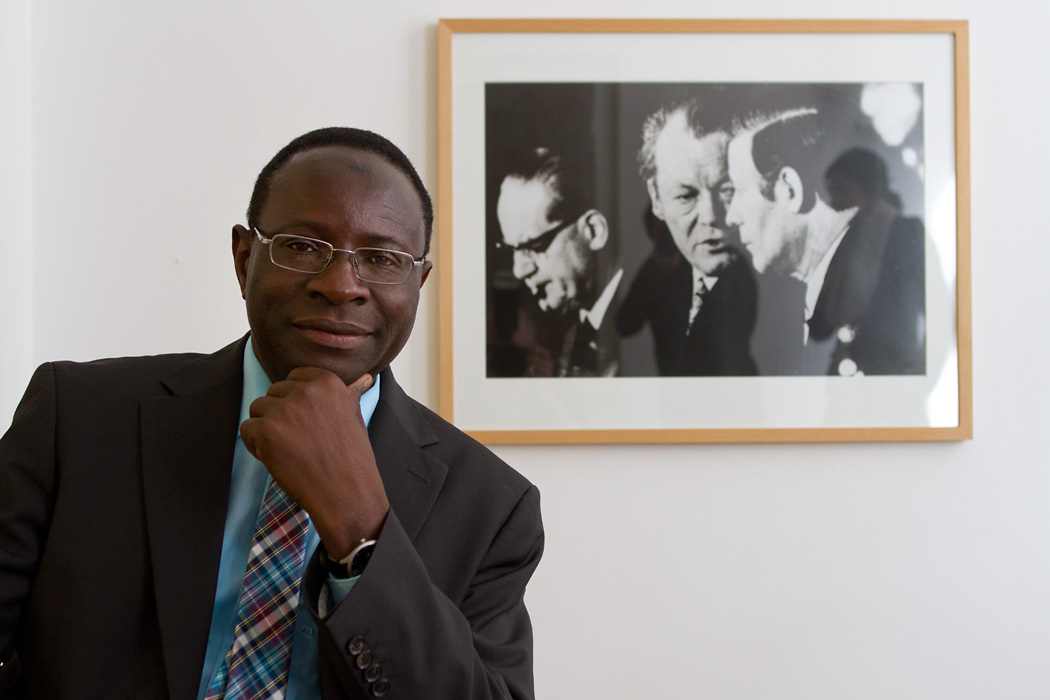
[
  {"x1": 347, "y1": 636, "x2": 366, "y2": 655},
  {"x1": 372, "y1": 679, "x2": 391, "y2": 697},
  {"x1": 836, "y1": 324, "x2": 857, "y2": 344},
  {"x1": 356, "y1": 651, "x2": 373, "y2": 669},
  {"x1": 364, "y1": 662, "x2": 382, "y2": 683}
]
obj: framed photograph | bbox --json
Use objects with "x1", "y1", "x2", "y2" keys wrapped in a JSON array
[{"x1": 436, "y1": 19, "x2": 971, "y2": 444}]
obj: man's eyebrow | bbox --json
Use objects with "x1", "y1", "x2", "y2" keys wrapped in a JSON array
[
  {"x1": 269, "y1": 222, "x2": 409, "y2": 248},
  {"x1": 357, "y1": 232, "x2": 410, "y2": 249},
  {"x1": 270, "y1": 220, "x2": 326, "y2": 234}
]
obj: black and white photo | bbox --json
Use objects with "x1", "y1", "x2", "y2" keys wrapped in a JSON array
[
  {"x1": 485, "y1": 82, "x2": 928, "y2": 379},
  {"x1": 440, "y1": 20, "x2": 970, "y2": 442}
]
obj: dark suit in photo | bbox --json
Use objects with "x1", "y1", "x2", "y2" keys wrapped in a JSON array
[
  {"x1": 808, "y1": 200, "x2": 926, "y2": 376},
  {"x1": 618, "y1": 252, "x2": 758, "y2": 376}
]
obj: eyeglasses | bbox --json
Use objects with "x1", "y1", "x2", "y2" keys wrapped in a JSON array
[
  {"x1": 496, "y1": 219, "x2": 575, "y2": 255},
  {"x1": 253, "y1": 228, "x2": 425, "y2": 285}
]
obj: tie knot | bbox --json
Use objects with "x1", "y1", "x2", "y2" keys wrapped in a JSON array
[{"x1": 687, "y1": 279, "x2": 708, "y2": 335}]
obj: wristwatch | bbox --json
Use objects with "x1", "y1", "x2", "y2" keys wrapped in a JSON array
[{"x1": 321, "y1": 539, "x2": 376, "y2": 579}]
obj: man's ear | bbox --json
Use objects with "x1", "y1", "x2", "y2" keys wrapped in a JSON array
[
  {"x1": 646, "y1": 178, "x2": 667, "y2": 221},
  {"x1": 232, "y1": 224, "x2": 253, "y2": 299},
  {"x1": 774, "y1": 167, "x2": 805, "y2": 213},
  {"x1": 577, "y1": 210, "x2": 610, "y2": 251}
]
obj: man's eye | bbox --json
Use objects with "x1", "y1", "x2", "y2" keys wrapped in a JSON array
[
  {"x1": 362, "y1": 251, "x2": 400, "y2": 268},
  {"x1": 673, "y1": 187, "x2": 698, "y2": 204},
  {"x1": 283, "y1": 239, "x2": 322, "y2": 254}
]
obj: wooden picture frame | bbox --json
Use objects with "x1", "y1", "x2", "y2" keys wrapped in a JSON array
[{"x1": 437, "y1": 19, "x2": 971, "y2": 444}]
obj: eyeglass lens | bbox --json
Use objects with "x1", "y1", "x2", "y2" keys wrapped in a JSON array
[
  {"x1": 269, "y1": 234, "x2": 416, "y2": 284},
  {"x1": 501, "y1": 219, "x2": 574, "y2": 255}
]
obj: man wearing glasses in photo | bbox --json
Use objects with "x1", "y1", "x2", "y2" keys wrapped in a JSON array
[
  {"x1": 0, "y1": 127, "x2": 543, "y2": 699},
  {"x1": 495, "y1": 146, "x2": 623, "y2": 377}
]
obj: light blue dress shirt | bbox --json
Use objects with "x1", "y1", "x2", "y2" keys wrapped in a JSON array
[{"x1": 196, "y1": 340, "x2": 380, "y2": 700}]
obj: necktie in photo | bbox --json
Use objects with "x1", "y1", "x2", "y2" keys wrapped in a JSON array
[
  {"x1": 686, "y1": 279, "x2": 709, "y2": 336},
  {"x1": 205, "y1": 479, "x2": 309, "y2": 700}
]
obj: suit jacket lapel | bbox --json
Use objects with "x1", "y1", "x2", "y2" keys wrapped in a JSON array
[
  {"x1": 370, "y1": 369, "x2": 447, "y2": 542},
  {"x1": 140, "y1": 337, "x2": 246, "y2": 700},
  {"x1": 810, "y1": 201, "x2": 896, "y2": 340}
]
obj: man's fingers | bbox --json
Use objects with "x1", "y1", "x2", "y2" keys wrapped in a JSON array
[
  {"x1": 248, "y1": 394, "x2": 281, "y2": 418},
  {"x1": 263, "y1": 381, "x2": 295, "y2": 398},
  {"x1": 347, "y1": 373, "x2": 375, "y2": 400},
  {"x1": 239, "y1": 416, "x2": 261, "y2": 454}
]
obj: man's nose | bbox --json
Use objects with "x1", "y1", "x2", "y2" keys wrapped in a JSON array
[
  {"x1": 306, "y1": 252, "x2": 370, "y2": 303},
  {"x1": 725, "y1": 197, "x2": 741, "y2": 227},
  {"x1": 696, "y1": 189, "x2": 719, "y2": 226},
  {"x1": 512, "y1": 250, "x2": 537, "y2": 280}
]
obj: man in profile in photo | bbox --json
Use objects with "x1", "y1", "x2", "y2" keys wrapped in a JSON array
[
  {"x1": 0, "y1": 127, "x2": 543, "y2": 699},
  {"x1": 496, "y1": 146, "x2": 623, "y2": 377},
  {"x1": 725, "y1": 108, "x2": 925, "y2": 375},
  {"x1": 620, "y1": 100, "x2": 758, "y2": 376}
]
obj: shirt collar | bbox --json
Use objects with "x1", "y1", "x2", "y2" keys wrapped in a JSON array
[
  {"x1": 241, "y1": 337, "x2": 381, "y2": 430},
  {"x1": 692, "y1": 269, "x2": 720, "y2": 297},
  {"x1": 579, "y1": 268, "x2": 624, "y2": 330},
  {"x1": 803, "y1": 223, "x2": 851, "y2": 322}
]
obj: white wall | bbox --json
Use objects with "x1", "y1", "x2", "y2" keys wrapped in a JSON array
[{"x1": 2, "y1": 1, "x2": 1048, "y2": 698}]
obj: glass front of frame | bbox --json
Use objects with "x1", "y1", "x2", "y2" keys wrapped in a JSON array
[{"x1": 444, "y1": 27, "x2": 966, "y2": 438}]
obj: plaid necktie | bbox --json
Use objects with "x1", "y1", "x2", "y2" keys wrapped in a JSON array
[
  {"x1": 205, "y1": 479, "x2": 309, "y2": 700},
  {"x1": 686, "y1": 278, "x2": 709, "y2": 336}
]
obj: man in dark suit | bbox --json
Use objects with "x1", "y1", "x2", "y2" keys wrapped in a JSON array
[
  {"x1": 0, "y1": 128, "x2": 543, "y2": 699},
  {"x1": 494, "y1": 146, "x2": 622, "y2": 377},
  {"x1": 619, "y1": 100, "x2": 757, "y2": 376},
  {"x1": 726, "y1": 109, "x2": 926, "y2": 376}
]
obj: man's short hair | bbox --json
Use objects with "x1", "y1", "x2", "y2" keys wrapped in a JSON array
[
  {"x1": 247, "y1": 127, "x2": 435, "y2": 254},
  {"x1": 735, "y1": 108, "x2": 832, "y2": 214},
  {"x1": 501, "y1": 146, "x2": 591, "y2": 226},
  {"x1": 637, "y1": 98, "x2": 725, "y2": 184}
]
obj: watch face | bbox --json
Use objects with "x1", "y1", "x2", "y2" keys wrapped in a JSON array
[{"x1": 349, "y1": 542, "x2": 375, "y2": 578}]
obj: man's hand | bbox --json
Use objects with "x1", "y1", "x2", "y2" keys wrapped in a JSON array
[{"x1": 240, "y1": 367, "x2": 389, "y2": 560}]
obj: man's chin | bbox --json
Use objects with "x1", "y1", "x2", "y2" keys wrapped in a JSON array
[
  {"x1": 537, "y1": 296, "x2": 562, "y2": 313},
  {"x1": 279, "y1": 347, "x2": 381, "y2": 386},
  {"x1": 538, "y1": 298, "x2": 575, "y2": 316},
  {"x1": 691, "y1": 249, "x2": 734, "y2": 276}
]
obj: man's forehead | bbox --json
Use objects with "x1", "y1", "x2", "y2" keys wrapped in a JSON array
[
  {"x1": 654, "y1": 117, "x2": 728, "y2": 181},
  {"x1": 263, "y1": 145, "x2": 424, "y2": 232},
  {"x1": 497, "y1": 176, "x2": 556, "y2": 243},
  {"x1": 272, "y1": 145, "x2": 388, "y2": 189},
  {"x1": 727, "y1": 133, "x2": 757, "y2": 177},
  {"x1": 653, "y1": 111, "x2": 693, "y2": 160}
]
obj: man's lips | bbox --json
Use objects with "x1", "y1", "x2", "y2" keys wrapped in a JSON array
[
  {"x1": 694, "y1": 238, "x2": 729, "y2": 252},
  {"x1": 293, "y1": 318, "x2": 372, "y2": 349}
]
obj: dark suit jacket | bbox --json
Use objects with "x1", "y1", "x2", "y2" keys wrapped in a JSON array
[
  {"x1": 0, "y1": 336, "x2": 543, "y2": 700},
  {"x1": 618, "y1": 252, "x2": 757, "y2": 376},
  {"x1": 808, "y1": 201, "x2": 926, "y2": 376},
  {"x1": 552, "y1": 271, "x2": 622, "y2": 378}
]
